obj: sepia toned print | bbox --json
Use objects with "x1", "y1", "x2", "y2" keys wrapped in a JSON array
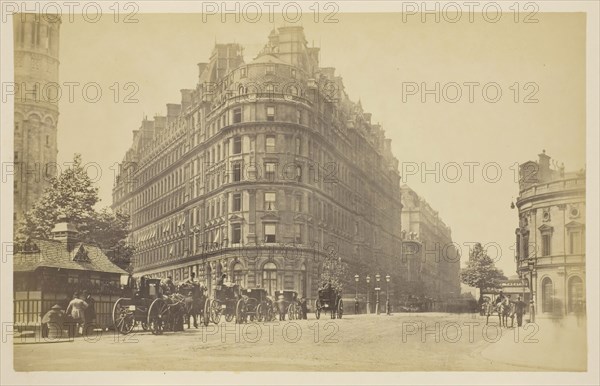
[{"x1": 1, "y1": 2, "x2": 597, "y2": 384}]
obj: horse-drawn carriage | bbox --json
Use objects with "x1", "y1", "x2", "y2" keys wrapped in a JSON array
[
  {"x1": 176, "y1": 282, "x2": 208, "y2": 328},
  {"x1": 112, "y1": 278, "x2": 187, "y2": 335},
  {"x1": 236, "y1": 288, "x2": 276, "y2": 323},
  {"x1": 203, "y1": 284, "x2": 243, "y2": 325},
  {"x1": 482, "y1": 295, "x2": 516, "y2": 327},
  {"x1": 274, "y1": 290, "x2": 301, "y2": 320},
  {"x1": 315, "y1": 287, "x2": 343, "y2": 319}
]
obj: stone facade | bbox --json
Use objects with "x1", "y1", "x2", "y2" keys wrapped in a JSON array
[
  {"x1": 515, "y1": 151, "x2": 586, "y2": 318},
  {"x1": 13, "y1": 14, "x2": 61, "y2": 225},
  {"x1": 400, "y1": 184, "x2": 461, "y2": 308},
  {"x1": 112, "y1": 27, "x2": 404, "y2": 304}
]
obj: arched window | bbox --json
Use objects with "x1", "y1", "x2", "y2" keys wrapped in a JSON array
[
  {"x1": 232, "y1": 262, "x2": 245, "y2": 287},
  {"x1": 541, "y1": 277, "x2": 553, "y2": 313},
  {"x1": 568, "y1": 276, "x2": 584, "y2": 313},
  {"x1": 262, "y1": 262, "x2": 277, "y2": 295}
]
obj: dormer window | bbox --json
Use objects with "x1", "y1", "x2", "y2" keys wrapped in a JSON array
[
  {"x1": 240, "y1": 67, "x2": 247, "y2": 78},
  {"x1": 266, "y1": 65, "x2": 274, "y2": 74}
]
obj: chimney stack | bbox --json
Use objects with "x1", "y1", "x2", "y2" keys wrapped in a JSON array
[
  {"x1": 538, "y1": 149, "x2": 551, "y2": 182},
  {"x1": 51, "y1": 217, "x2": 79, "y2": 251}
]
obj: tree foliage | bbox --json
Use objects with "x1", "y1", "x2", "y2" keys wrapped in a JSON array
[
  {"x1": 17, "y1": 154, "x2": 134, "y2": 271},
  {"x1": 319, "y1": 247, "x2": 349, "y2": 293},
  {"x1": 460, "y1": 243, "x2": 506, "y2": 300}
]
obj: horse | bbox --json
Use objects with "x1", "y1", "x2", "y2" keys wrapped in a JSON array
[
  {"x1": 177, "y1": 282, "x2": 207, "y2": 329},
  {"x1": 499, "y1": 298, "x2": 516, "y2": 328},
  {"x1": 483, "y1": 300, "x2": 501, "y2": 326}
]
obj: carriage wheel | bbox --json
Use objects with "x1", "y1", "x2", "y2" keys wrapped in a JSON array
[
  {"x1": 266, "y1": 304, "x2": 275, "y2": 322},
  {"x1": 210, "y1": 300, "x2": 222, "y2": 324},
  {"x1": 236, "y1": 299, "x2": 246, "y2": 324},
  {"x1": 112, "y1": 298, "x2": 135, "y2": 335},
  {"x1": 337, "y1": 299, "x2": 344, "y2": 319},
  {"x1": 315, "y1": 299, "x2": 321, "y2": 319},
  {"x1": 256, "y1": 304, "x2": 264, "y2": 322},
  {"x1": 148, "y1": 298, "x2": 169, "y2": 335},
  {"x1": 225, "y1": 311, "x2": 235, "y2": 323},
  {"x1": 203, "y1": 298, "x2": 211, "y2": 326}
]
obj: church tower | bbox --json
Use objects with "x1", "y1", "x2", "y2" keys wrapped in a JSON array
[{"x1": 13, "y1": 13, "x2": 61, "y2": 225}]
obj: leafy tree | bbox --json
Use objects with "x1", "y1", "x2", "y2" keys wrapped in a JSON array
[
  {"x1": 80, "y1": 209, "x2": 135, "y2": 272},
  {"x1": 17, "y1": 154, "x2": 134, "y2": 271},
  {"x1": 460, "y1": 243, "x2": 506, "y2": 303},
  {"x1": 18, "y1": 154, "x2": 98, "y2": 240},
  {"x1": 319, "y1": 248, "x2": 349, "y2": 293}
]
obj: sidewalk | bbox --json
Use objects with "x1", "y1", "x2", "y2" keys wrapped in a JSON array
[{"x1": 480, "y1": 317, "x2": 587, "y2": 371}]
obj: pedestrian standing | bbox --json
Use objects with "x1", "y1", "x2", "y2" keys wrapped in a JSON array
[
  {"x1": 66, "y1": 292, "x2": 88, "y2": 336},
  {"x1": 299, "y1": 297, "x2": 307, "y2": 319},
  {"x1": 514, "y1": 295, "x2": 527, "y2": 327},
  {"x1": 277, "y1": 295, "x2": 286, "y2": 321},
  {"x1": 82, "y1": 290, "x2": 96, "y2": 335}
]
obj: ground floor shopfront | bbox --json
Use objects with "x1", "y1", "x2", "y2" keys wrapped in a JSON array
[{"x1": 135, "y1": 245, "x2": 319, "y2": 303}]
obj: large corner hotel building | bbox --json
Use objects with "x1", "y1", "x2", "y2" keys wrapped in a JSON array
[{"x1": 112, "y1": 27, "x2": 404, "y2": 302}]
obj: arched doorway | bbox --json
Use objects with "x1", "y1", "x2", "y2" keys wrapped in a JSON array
[
  {"x1": 568, "y1": 276, "x2": 584, "y2": 313},
  {"x1": 262, "y1": 262, "x2": 277, "y2": 295},
  {"x1": 541, "y1": 277, "x2": 553, "y2": 313}
]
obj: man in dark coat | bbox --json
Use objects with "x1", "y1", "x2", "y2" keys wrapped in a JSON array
[
  {"x1": 82, "y1": 290, "x2": 96, "y2": 334},
  {"x1": 513, "y1": 295, "x2": 527, "y2": 327},
  {"x1": 300, "y1": 297, "x2": 308, "y2": 319},
  {"x1": 495, "y1": 291, "x2": 506, "y2": 305}
]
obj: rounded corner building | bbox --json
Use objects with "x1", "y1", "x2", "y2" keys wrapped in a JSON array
[
  {"x1": 13, "y1": 13, "x2": 61, "y2": 225},
  {"x1": 112, "y1": 26, "x2": 404, "y2": 305}
]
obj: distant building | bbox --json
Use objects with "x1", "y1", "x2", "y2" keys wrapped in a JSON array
[
  {"x1": 400, "y1": 184, "x2": 461, "y2": 309},
  {"x1": 13, "y1": 14, "x2": 61, "y2": 225},
  {"x1": 112, "y1": 27, "x2": 404, "y2": 304},
  {"x1": 13, "y1": 221, "x2": 127, "y2": 329},
  {"x1": 515, "y1": 150, "x2": 585, "y2": 318}
]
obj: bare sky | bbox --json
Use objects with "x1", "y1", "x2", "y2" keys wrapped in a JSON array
[{"x1": 55, "y1": 12, "x2": 585, "y2": 278}]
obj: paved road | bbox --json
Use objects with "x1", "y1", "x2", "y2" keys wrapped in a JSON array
[{"x1": 13, "y1": 313, "x2": 585, "y2": 371}]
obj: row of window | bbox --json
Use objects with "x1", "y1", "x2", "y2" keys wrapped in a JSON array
[
  {"x1": 15, "y1": 19, "x2": 57, "y2": 52},
  {"x1": 136, "y1": 221, "x2": 306, "y2": 264},
  {"x1": 540, "y1": 231, "x2": 583, "y2": 256},
  {"x1": 522, "y1": 230, "x2": 584, "y2": 258}
]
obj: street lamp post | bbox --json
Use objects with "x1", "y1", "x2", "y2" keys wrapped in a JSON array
[
  {"x1": 375, "y1": 274, "x2": 381, "y2": 315},
  {"x1": 528, "y1": 258, "x2": 536, "y2": 323},
  {"x1": 385, "y1": 274, "x2": 391, "y2": 315},
  {"x1": 354, "y1": 274, "x2": 359, "y2": 314},
  {"x1": 366, "y1": 275, "x2": 371, "y2": 314}
]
